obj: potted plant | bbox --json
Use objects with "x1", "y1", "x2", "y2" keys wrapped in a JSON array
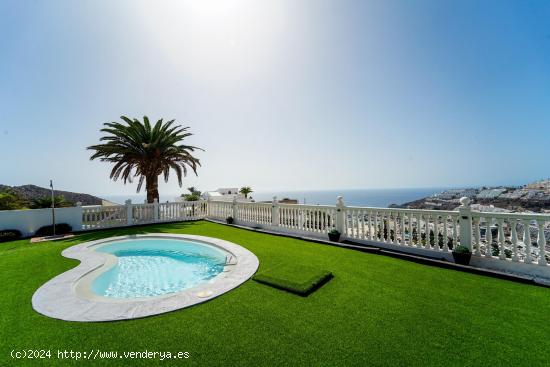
[
  {"x1": 452, "y1": 245, "x2": 472, "y2": 265},
  {"x1": 328, "y1": 229, "x2": 341, "y2": 242},
  {"x1": 226, "y1": 216, "x2": 234, "y2": 224}
]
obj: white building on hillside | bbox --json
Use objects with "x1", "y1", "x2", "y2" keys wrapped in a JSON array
[{"x1": 202, "y1": 188, "x2": 252, "y2": 202}]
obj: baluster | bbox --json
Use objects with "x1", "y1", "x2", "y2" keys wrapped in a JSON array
[
  {"x1": 374, "y1": 211, "x2": 379, "y2": 241},
  {"x1": 359, "y1": 210, "x2": 367, "y2": 240},
  {"x1": 537, "y1": 220, "x2": 547, "y2": 266},
  {"x1": 443, "y1": 214, "x2": 448, "y2": 251},
  {"x1": 366, "y1": 211, "x2": 371, "y2": 240},
  {"x1": 453, "y1": 216, "x2": 459, "y2": 249},
  {"x1": 351, "y1": 210, "x2": 355, "y2": 238},
  {"x1": 317, "y1": 209, "x2": 321, "y2": 231},
  {"x1": 473, "y1": 217, "x2": 481, "y2": 256},
  {"x1": 511, "y1": 219, "x2": 519, "y2": 262},
  {"x1": 424, "y1": 214, "x2": 431, "y2": 249},
  {"x1": 433, "y1": 214, "x2": 439, "y2": 250},
  {"x1": 408, "y1": 213, "x2": 414, "y2": 246},
  {"x1": 485, "y1": 217, "x2": 493, "y2": 258},
  {"x1": 523, "y1": 219, "x2": 532, "y2": 264},
  {"x1": 498, "y1": 218, "x2": 506, "y2": 260},
  {"x1": 398, "y1": 212, "x2": 407, "y2": 246},
  {"x1": 381, "y1": 213, "x2": 386, "y2": 242}
]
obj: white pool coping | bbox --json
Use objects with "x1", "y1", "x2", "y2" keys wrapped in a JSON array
[{"x1": 32, "y1": 234, "x2": 259, "y2": 322}]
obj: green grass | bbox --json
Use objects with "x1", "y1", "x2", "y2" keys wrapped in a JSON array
[
  {"x1": 253, "y1": 264, "x2": 333, "y2": 296},
  {"x1": 1, "y1": 220, "x2": 550, "y2": 366}
]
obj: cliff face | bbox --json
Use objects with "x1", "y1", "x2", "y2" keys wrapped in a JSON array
[
  {"x1": 391, "y1": 180, "x2": 550, "y2": 213},
  {"x1": 0, "y1": 184, "x2": 104, "y2": 206}
]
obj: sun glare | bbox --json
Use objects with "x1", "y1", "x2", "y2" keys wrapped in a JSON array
[{"x1": 136, "y1": 0, "x2": 287, "y2": 83}]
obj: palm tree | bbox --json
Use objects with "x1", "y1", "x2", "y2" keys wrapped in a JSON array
[
  {"x1": 239, "y1": 186, "x2": 253, "y2": 199},
  {"x1": 88, "y1": 116, "x2": 203, "y2": 203},
  {"x1": 30, "y1": 195, "x2": 72, "y2": 209},
  {"x1": 181, "y1": 187, "x2": 201, "y2": 201}
]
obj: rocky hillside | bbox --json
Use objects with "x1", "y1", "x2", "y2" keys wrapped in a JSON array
[
  {"x1": 391, "y1": 179, "x2": 550, "y2": 213},
  {"x1": 0, "y1": 184, "x2": 104, "y2": 206}
]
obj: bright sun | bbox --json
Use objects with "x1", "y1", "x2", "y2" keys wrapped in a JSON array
[{"x1": 136, "y1": 0, "x2": 287, "y2": 83}]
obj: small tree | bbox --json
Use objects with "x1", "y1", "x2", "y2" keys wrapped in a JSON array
[
  {"x1": 182, "y1": 187, "x2": 201, "y2": 201},
  {"x1": 239, "y1": 186, "x2": 253, "y2": 199}
]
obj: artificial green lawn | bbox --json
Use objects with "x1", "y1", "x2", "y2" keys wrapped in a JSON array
[
  {"x1": 253, "y1": 264, "x2": 333, "y2": 296},
  {"x1": 1, "y1": 220, "x2": 550, "y2": 366}
]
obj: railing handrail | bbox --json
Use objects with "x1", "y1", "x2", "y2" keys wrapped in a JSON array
[
  {"x1": 471, "y1": 211, "x2": 550, "y2": 220},
  {"x1": 344, "y1": 205, "x2": 460, "y2": 216}
]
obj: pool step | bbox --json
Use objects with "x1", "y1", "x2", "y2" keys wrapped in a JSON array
[{"x1": 225, "y1": 255, "x2": 238, "y2": 265}]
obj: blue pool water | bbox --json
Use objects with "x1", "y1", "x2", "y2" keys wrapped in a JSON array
[{"x1": 91, "y1": 238, "x2": 227, "y2": 298}]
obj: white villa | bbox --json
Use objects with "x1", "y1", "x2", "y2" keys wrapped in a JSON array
[{"x1": 202, "y1": 188, "x2": 252, "y2": 202}]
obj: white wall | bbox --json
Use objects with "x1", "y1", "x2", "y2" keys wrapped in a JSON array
[{"x1": 0, "y1": 206, "x2": 83, "y2": 236}]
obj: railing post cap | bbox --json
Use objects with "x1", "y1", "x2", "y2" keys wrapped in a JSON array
[
  {"x1": 232, "y1": 196, "x2": 237, "y2": 203},
  {"x1": 272, "y1": 196, "x2": 277, "y2": 202},
  {"x1": 153, "y1": 198, "x2": 158, "y2": 204},
  {"x1": 125, "y1": 199, "x2": 132, "y2": 205},
  {"x1": 336, "y1": 196, "x2": 344, "y2": 206},
  {"x1": 459, "y1": 197, "x2": 471, "y2": 207},
  {"x1": 75, "y1": 201, "x2": 82, "y2": 207}
]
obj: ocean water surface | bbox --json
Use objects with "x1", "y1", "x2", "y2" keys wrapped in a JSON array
[{"x1": 103, "y1": 188, "x2": 447, "y2": 208}]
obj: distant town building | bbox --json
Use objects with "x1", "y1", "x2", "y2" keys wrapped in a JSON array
[
  {"x1": 476, "y1": 188, "x2": 507, "y2": 200},
  {"x1": 433, "y1": 189, "x2": 477, "y2": 200}
]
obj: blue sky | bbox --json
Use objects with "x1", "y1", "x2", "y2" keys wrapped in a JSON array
[{"x1": 0, "y1": 0, "x2": 549, "y2": 197}]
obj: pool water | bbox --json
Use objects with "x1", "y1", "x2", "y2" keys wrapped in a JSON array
[{"x1": 91, "y1": 238, "x2": 227, "y2": 298}]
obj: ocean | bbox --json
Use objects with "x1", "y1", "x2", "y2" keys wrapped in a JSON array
[{"x1": 103, "y1": 188, "x2": 447, "y2": 208}]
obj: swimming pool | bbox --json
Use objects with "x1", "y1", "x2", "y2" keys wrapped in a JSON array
[
  {"x1": 91, "y1": 238, "x2": 227, "y2": 298},
  {"x1": 32, "y1": 234, "x2": 259, "y2": 321}
]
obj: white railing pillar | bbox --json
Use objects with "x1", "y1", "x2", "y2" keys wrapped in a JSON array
[
  {"x1": 335, "y1": 196, "x2": 345, "y2": 235},
  {"x1": 206, "y1": 197, "x2": 211, "y2": 217},
  {"x1": 272, "y1": 196, "x2": 280, "y2": 226},
  {"x1": 75, "y1": 202, "x2": 83, "y2": 230},
  {"x1": 153, "y1": 198, "x2": 159, "y2": 221},
  {"x1": 458, "y1": 197, "x2": 472, "y2": 251},
  {"x1": 125, "y1": 199, "x2": 133, "y2": 225},
  {"x1": 232, "y1": 196, "x2": 238, "y2": 221}
]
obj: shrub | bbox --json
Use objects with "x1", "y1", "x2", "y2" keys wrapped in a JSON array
[
  {"x1": 226, "y1": 216, "x2": 234, "y2": 224},
  {"x1": 412, "y1": 227, "x2": 418, "y2": 244},
  {"x1": 429, "y1": 230, "x2": 435, "y2": 246},
  {"x1": 453, "y1": 245, "x2": 471, "y2": 254},
  {"x1": 0, "y1": 229, "x2": 22, "y2": 243},
  {"x1": 35, "y1": 223, "x2": 72, "y2": 237},
  {"x1": 0, "y1": 190, "x2": 26, "y2": 210},
  {"x1": 329, "y1": 229, "x2": 340, "y2": 235}
]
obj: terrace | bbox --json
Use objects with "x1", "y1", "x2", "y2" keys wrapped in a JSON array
[
  {"x1": 1, "y1": 199, "x2": 550, "y2": 365},
  {"x1": 2, "y1": 220, "x2": 550, "y2": 365}
]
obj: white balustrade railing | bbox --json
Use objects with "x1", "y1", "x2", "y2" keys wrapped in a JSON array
[
  {"x1": 208, "y1": 200, "x2": 233, "y2": 220},
  {"x1": 77, "y1": 196, "x2": 549, "y2": 278},
  {"x1": 133, "y1": 203, "x2": 155, "y2": 224},
  {"x1": 158, "y1": 201, "x2": 207, "y2": 222},
  {"x1": 345, "y1": 207, "x2": 461, "y2": 252},
  {"x1": 279, "y1": 204, "x2": 337, "y2": 234},
  {"x1": 236, "y1": 202, "x2": 272, "y2": 225},
  {"x1": 471, "y1": 212, "x2": 549, "y2": 265},
  {"x1": 82, "y1": 205, "x2": 127, "y2": 229}
]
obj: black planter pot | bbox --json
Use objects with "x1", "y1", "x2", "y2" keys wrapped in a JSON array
[
  {"x1": 226, "y1": 217, "x2": 234, "y2": 224},
  {"x1": 452, "y1": 251, "x2": 472, "y2": 265},
  {"x1": 328, "y1": 233, "x2": 341, "y2": 242}
]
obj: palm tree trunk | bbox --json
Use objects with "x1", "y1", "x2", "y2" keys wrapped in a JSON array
[{"x1": 145, "y1": 175, "x2": 159, "y2": 203}]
